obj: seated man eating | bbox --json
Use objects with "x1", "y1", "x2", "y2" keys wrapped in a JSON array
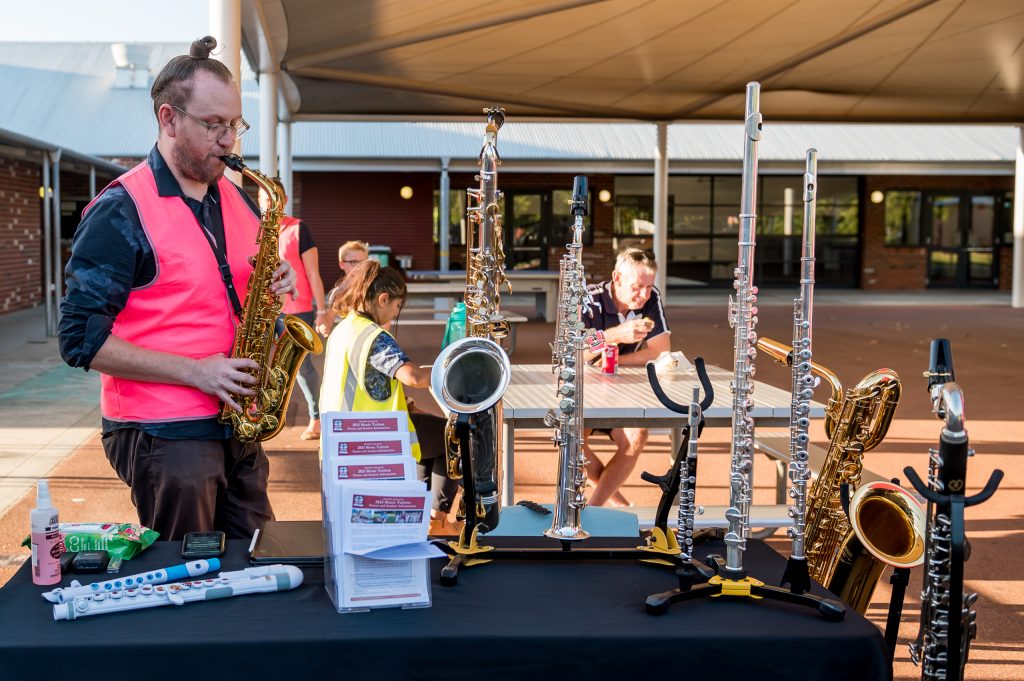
[{"x1": 582, "y1": 248, "x2": 671, "y2": 506}]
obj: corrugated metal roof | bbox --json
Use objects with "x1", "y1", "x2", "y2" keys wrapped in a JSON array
[{"x1": 0, "y1": 41, "x2": 1017, "y2": 165}]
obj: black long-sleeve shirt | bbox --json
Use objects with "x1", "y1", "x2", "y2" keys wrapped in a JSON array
[{"x1": 58, "y1": 146, "x2": 259, "y2": 439}]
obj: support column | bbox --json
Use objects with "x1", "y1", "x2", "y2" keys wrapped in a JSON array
[
  {"x1": 209, "y1": 0, "x2": 242, "y2": 87},
  {"x1": 50, "y1": 149, "x2": 63, "y2": 334},
  {"x1": 88, "y1": 165, "x2": 96, "y2": 198},
  {"x1": 210, "y1": 0, "x2": 242, "y2": 180},
  {"x1": 278, "y1": 120, "x2": 293, "y2": 204},
  {"x1": 1013, "y1": 125, "x2": 1023, "y2": 308},
  {"x1": 259, "y1": 69, "x2": 279, "y2": 178},
  {"x1": 440, "y1": 157, "x2": 451, "y2": 271},
  {"x1": 653, "y1": 122, "x2": 669, "y2": 294},
  {"x1": 42, "y1": 155, "x2": 53, "y2": 336}
]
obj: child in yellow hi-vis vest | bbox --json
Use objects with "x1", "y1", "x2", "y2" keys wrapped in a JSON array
[{"x1": 320, "y1": 260, "x2": 460, "y2": 533}]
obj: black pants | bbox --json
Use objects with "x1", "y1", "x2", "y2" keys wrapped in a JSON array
[
  {"x1": 102, "y1": 429, "x2": 275, "y2": 541},
  {"x1": 408, "y1": 412, "x2": 461, "y2": 514}
]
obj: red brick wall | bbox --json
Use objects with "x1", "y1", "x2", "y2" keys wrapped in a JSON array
[
  {"x1": 297, "y1": 172, "x2": 437, "y2": 287},
  {"x1": 861, "y1": 175, "x2": 1014, "y2": 290},
  {"x1": 0, "y1": 156, "x2": 43, "y2": 313}
]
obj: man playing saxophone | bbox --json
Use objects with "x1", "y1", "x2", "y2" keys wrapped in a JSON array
[
  {"x1": 582, "y1": 248, "x2": 671, "y2": 506},
  {"x1": 58, "y1": 37, "x2": 296, "y2": 541}
]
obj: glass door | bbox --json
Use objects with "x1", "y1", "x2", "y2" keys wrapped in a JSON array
[
  {"x1": 926, "y1": 193, "x2": 999, "y2": 288},
  {"x1": 504, "y1": 191, "x2": 548, "y2": 270}
]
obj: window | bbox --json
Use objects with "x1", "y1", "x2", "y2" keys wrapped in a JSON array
[{"x1": 884, "y1": 191, "x2": 923, "y2": 246}]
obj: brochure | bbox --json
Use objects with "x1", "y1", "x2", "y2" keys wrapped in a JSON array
[{"x1": 325, "y1": 480, "x2": 442, "y2": 611}]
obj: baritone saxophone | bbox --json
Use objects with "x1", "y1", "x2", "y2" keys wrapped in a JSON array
[{"x1": 217, "y1": 154, "x2": 323, "y2": 443}]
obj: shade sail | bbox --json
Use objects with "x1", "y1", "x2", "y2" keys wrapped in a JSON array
[{"x1": 243, "y1": 0, "x2": 1024, "y2": 123}]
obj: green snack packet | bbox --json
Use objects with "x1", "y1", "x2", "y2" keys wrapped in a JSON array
[{"x1": 22, "y1": 522, "x2": 159, "y2": 562}]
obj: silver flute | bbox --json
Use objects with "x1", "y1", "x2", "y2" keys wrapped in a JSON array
[
  {"x1": 723, "y1": 81, "x2": 762, "y2": 575},
  {"x1": 53, "y1": 564, "x2": 303, "y2": 621},
  {"x1": 544, "y1": 176, "x2": 600, "y2": 541},
  {"x1": 677, "y1": 386, "x2": 704, "y2": 562},
  {"x1": 787, "y1": 149, "x2": 818, "y2": 562}
]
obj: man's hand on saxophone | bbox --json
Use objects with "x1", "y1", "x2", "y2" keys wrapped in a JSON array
[
  {"x1": 270, "y1": 259, "x2": 298, "y2": 299},
  {"x1": 188, "y1": 353, "x2": 260, "y2": 413}
]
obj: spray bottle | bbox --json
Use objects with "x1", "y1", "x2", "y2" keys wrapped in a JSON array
[{"x1": 30, "y1": 479, "x2": 61, "y2": 586}]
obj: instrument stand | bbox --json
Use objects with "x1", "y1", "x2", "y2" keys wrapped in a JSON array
[
  {"x1": 437, "y1": 397, "x2": 717, "y2": 586},
  {"x1": 883, "y1": 566, "x2": 911, "y2": 662},
  {"x1": 781, "y1": 556, "x2": 812, "y2": 595},
  {"x1": 646, "y1": 553, "x2": 845, "y2": 620}
]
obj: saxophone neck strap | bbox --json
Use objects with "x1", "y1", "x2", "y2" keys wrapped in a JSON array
[{"x1": 193, "y1": 196, "x2": 244, "y2": 318}]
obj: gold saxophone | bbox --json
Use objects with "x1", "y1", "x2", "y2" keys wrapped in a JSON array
[
  {"x1": 758, "y1": 338, "x2": 925, "y2": 613},
  {"x1": 217, "y1": 154, "x2": 324, "y2": 443}
]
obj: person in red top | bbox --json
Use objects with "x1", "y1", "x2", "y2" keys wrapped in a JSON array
[
  {"x1": 57, "y1": 37, "x2": 296, "y2": 541},
  {"x1": 260, "y1": 186, "x2": 327, "y2": 440}
]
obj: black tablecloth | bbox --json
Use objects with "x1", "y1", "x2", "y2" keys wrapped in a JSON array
[{"x1": 0, "y1": 538, "x2": 890, "y2": 681}]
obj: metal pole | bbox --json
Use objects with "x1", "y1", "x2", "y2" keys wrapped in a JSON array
[
  {"x1": 41, "y1": 155, "x2": 52, "y2": 336},
  {"x1": 209, "y1": 0, "x2": 242, "y2": 181},
  {"x1": 259, "y1": 69, "x2": 279, "y2": 178},
  {"x1": 653, "y1": 122, "x2": 669, "y2": 294},
  {"x1": 278, "y1": 120, "x2": 293, "y2": 205},
  {"x1": 51, "y1": 149, "x2": 63, "y2": 332},
  {"x1": 1012, "y1": 125, "x2": 1024, "y2": 308},
  {"x1": 88, "y1": 165, "x2": 96, "y2": 198},
  {"x1": 440, "y1": 157, "x2": 450, "y2": 271}
]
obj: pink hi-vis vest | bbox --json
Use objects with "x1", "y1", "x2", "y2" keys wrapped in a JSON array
[
  {"x1": 278, "y1": 216, "x2": 313, "y2": 314},
  {"x1": 85, "y1": 161, "x2": 260, "y2": 423}
]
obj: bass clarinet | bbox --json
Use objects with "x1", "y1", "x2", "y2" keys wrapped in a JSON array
[
  {"x1": 543, "y1": 176, "x2": 601, "y2": 541},
  {"x1": 905, "y1": 340, "x2": 1003, "y2": 681}
]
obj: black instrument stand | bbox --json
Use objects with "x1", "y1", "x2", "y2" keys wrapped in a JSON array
[
  {"x1": 643, "y1": 360, "x2": 845, "y2": 621},
  {"x1": 436, "y1": 360, "x2": 719, "y2": 586}
]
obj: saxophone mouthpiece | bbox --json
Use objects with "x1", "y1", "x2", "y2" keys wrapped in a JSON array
[
  {"x1": 925, "y1": 338, "x2": 954, "y2": 390},
  {"x1": 571, "y1": 176, "x2": 589, "y2": 217},
  {"x1": 220, "y1": 154, "x2": 245, "y2": 172}
]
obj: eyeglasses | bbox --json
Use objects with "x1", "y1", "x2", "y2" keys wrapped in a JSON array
[
  {"x1": 173, "y1": 106, "x2": 250, "y2": 141},
  {"x1": 342, "y1": 258, "x2": 367, "y2": 265}
]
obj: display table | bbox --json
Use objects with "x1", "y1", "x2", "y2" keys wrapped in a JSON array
[{"x1": 0, "y1": 538, "x2": 890, "y2": 681}]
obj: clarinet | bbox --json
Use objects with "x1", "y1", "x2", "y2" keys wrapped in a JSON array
[
  {"x1": 905, "y1": 340, "x2": 1003, "y2": 681},
  {"x1": 780, "y1": 149, "x2": 818, "y2": 595},
  {"x1": 544, "y1": 176, "x2": 601, "y2": 541},
  {"x1": 53, "y1": 564, "x2": 303, "y2": 621},
  {"x1": 677, "y1": 386, "x2": 704, "y2": 562},
  {"x1": 723, "y1": 81, "x2": 762, "y2": 578}
]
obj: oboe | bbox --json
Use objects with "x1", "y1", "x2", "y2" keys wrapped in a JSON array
[
  {"x1": 53, "y1": 564, "x2": 303, "y2": 621},
  {"x1": 781, "y1": 149, "x2": 818, "y2": 595},
  {"x1": 722, "y1": 81, "x2": 762, "y2": 579},
  {"x1": 905, "y1": 340, "x2": 1003, "y2": 681}
]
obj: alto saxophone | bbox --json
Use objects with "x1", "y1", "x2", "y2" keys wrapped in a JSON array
[
  {"x1": 543, "y1": 176, "x2": 601, "y2": 541},
  {"x1": 217, "y1": 154, "x2": 323, "y2": 443}
]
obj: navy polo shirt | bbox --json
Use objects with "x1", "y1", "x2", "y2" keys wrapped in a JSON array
[{"x1": 582, "y1": 280, "x2": 669, "y2": 356}]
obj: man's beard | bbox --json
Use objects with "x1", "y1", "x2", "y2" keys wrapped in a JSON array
[{"x1": 173, "y1": 136, "x2": 224, "y2": 186}]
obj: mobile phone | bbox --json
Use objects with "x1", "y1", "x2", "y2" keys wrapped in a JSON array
[
  {"x1": 71, "y1": 550, "x2": 110, "y2": 573},
  {"x1": 181, "y1": 531, "x2": 226, "y2": 559}
]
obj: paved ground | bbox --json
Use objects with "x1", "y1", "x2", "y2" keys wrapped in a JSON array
[{"x1": 0, "y1": 291, "x2": 1020, "y2": 680}]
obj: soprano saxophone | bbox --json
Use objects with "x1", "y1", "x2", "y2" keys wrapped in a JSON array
[
  {"x1": 218, "y1": 155, "x2": 323, "y2": 443},
  {"x1": 543, "y1": 176, "x2": 601, "y2": 541}
]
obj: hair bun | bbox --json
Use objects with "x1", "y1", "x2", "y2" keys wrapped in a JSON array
[{"x1": 190, "y1": 36, "x2": 217, "y2": 59}]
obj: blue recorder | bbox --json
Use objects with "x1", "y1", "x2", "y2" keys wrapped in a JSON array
[{"x1": 41, "y1": 558, "x2": 219, "y2": 604}]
